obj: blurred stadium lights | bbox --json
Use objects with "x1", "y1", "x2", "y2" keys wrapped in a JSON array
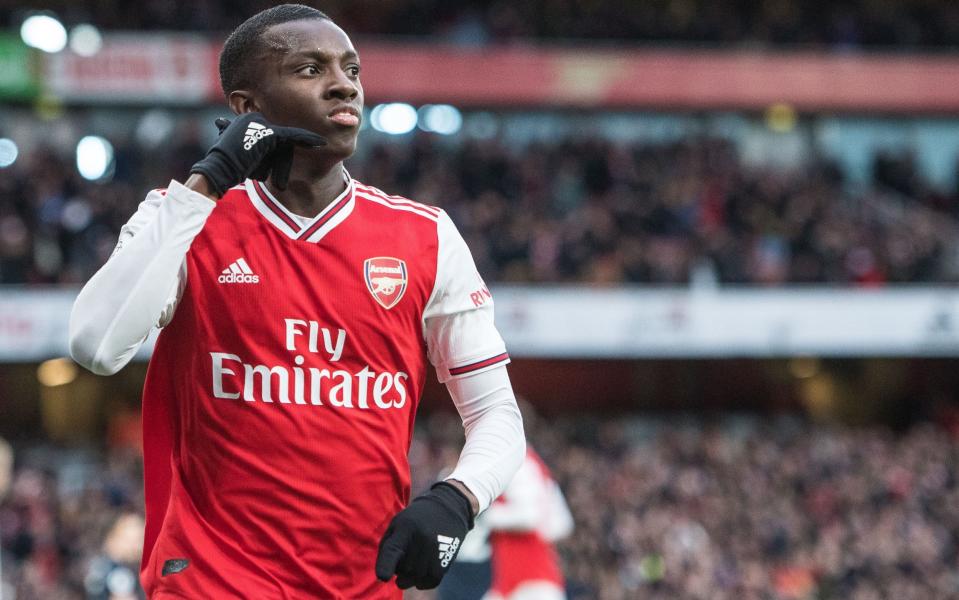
[
  {"x1": 68, "y1": 24, "x2": 103, "y2": 57},
  {"x1": 0, "y1": 138, "x2": 18, "y2": 168},
  {"x1": 463, "y1": 111, "x2": 498, "y2": 139},
  {"x1": 134, "y1": 109, "x2": 175, "y2": 148},
  {"x1": 20, "y1": 13, "x2": 68, "y2": 53},
  {"x1": 788, "y1": 356, "x2": 821, "y2": 379},
  {"x1": 765, "y1": 102, "x2": 798, "y2": 133},
  {"x1": 76, "y1": 135, "x2": 114, "y2": 181},
  {"x1": 417, "y1": 104, "x2": 463, "y2": 135},
  {"x1": 37, "y1": 358, "x2": 78, "y2": 387},
  {"x1": 369, "y1": 103, "x2": 417, "y2": 135}
]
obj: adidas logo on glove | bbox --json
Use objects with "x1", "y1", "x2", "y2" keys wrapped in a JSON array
[
  {"x1": 243, "y1": 122, "x2": 274, "y2": 151},
  {"x1": 437, "y1": 535, "x2": 460, "y2": 568}
]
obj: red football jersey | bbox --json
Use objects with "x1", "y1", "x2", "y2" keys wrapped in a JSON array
[{"x1": 139, "y1": 175, "x2": 509, "y2": 599}]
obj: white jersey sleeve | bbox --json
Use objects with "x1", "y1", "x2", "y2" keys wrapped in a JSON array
[
  {"x1": 423, "y1": 210, "x2": 509, "y2": 382},
  {"x1": 69, "y1": 180, "x2": 215, "y2": 375},
  {"x1": 424, "y1": 210, "x2": 524, "y2": 513},
  {"x1": 444, "y1": 365, "x2": 525, "y2": 513}
]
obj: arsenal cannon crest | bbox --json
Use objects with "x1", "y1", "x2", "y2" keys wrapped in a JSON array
[{"x1": 364, "y1": 257, "x2": 408, "y2": 309}]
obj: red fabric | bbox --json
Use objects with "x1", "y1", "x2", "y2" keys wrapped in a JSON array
[
  {"x1": 490, "y1": 532, "x2": 564, "y2": 594},
  {"x1": 140, "y1": 183, "x2": 439, "y2": 599}
]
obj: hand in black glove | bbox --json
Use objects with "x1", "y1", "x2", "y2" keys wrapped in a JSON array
[
  {"x1": 375, "y1": 482, "x2": 475, "y2": 590},
  {"x1": 190, "y1": 112, "x2": 326, "y2": 197}
]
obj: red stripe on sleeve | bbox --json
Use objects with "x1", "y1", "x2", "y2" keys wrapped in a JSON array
[{"x1": 448, "y1": 352, "x2": 510, "y2": 376}]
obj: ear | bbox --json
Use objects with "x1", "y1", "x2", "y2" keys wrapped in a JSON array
[{"x1": 228, "y1": 90, "x2": 259, "y2": 115}]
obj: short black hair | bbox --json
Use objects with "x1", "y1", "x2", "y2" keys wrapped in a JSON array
[{"x1": 219, "y1": 4, "x2": 330, "y2": 97}]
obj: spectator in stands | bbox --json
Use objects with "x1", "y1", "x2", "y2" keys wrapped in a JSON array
[{"x1": 84, "y1": 513, "x2": 145, "y2": 600}]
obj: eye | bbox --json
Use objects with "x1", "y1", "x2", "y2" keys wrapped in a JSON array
[
  {"x1": 298, "y1": 64, "x2": 321, "y2": 76},
  {"x1": 346, "y1": 64, "x2": 361, "y2": 78}
]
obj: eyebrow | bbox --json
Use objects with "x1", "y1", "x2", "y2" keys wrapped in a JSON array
[{"x1": 287, "y1": 49, "x2": 359, "y2": 63}]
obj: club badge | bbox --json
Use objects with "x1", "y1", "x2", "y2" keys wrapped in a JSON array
[{"x1": 364, "y1": 257, "x2": 408, "y2": 310}]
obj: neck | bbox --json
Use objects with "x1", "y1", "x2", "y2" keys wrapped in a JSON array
[{"x1": 266, "y1": 152, "x2": 348, "y2": 218}]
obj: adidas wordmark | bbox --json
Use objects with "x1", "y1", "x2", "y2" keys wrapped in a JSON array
[
  {"x1": 437, "y1": 535, "x2": 460, "y2": 568},
  {"x1": 243, "y1": 121, "x2": 274, "y2": 151},
  {"x1": 218, "y1": 258, "x2": 260, "y2": 284}
]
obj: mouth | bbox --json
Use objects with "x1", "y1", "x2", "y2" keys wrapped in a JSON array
[{"x1": 328, "y1": 105, "x2": 360, "y2": 127}]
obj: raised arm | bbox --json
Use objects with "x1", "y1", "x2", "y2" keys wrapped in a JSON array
[
  {"x1": 69, "y1": 113, "x2": 326, "y2": 375},
  {"x1": 68, "y1": 177, "x2": 217, "y2": 375}
]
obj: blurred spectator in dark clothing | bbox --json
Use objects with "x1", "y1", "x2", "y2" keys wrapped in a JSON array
[{"x1": 83, "y1": 513, "x2": 144, "y2": 600}]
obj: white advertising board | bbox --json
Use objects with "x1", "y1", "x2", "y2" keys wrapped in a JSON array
[{"x1": 2, "y1": 287, "x2": 959, "y2": 361}]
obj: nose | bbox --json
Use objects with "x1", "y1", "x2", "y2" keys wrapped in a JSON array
[{"x1": 326, "y1": 68, "x2": 359, "y2": 101}]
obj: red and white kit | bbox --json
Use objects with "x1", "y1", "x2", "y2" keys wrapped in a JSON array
[
  {"x1": 69, "y1": 172, "x2": 525, "y2": 599},
  {"x1": 483, "y1": 448, "x2": 573, "y2": 600}
]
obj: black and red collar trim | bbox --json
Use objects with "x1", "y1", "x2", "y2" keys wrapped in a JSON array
[
  {"x1": 250, "y1": 180, "x2": 300, "y2": 232},
  {"x1": 245, "y1": 173, "x2": 355, "y2": 242}
]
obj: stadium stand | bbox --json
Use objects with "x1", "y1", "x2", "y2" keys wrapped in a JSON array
[
  {"x1": 1, "y1": 134, "x2": 957, "y2": 286},
  {"x1": 4, "y1": 412, "x2": 959, "y2": 599},
  {"x1": 2, "y1": 0, "x2": 958, "y2": 47}
]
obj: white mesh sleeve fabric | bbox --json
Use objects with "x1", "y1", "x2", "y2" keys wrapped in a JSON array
[
  {"x1": 69, "y1": 180, "x2": 215, "y2": 375},
  {"x1": 423, "y1": 210, "x2": 509, "y2": 383},
  {"x1": 444, "y1": 365, "x2": 525, "y2": 514}
]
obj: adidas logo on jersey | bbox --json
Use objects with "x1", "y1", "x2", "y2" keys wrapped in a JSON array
[
  {"x1": 243, "y1": 121, "x2": 274, "y2": 151},
  {"x1": 218, "y1": 258, "x2": 260, "y2": 284},
  {"x1": 437, "y1": 535, "x2": 460, "y2": 568}
]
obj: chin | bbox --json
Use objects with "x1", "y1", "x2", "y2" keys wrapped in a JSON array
[{"x1": 327, "y1": 136, "x2": 359, "y2": 159}]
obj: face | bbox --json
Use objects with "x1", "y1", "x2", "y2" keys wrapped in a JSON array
[{"x1": 238, "y1": 19, "x2": 364, "y2": 161}]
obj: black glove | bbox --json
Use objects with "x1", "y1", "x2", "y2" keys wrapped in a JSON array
[
  {"x1": 190, "y1": 112, "x2": 326, "y2": 197},
  {"x1": 375, "y1": 482, "x2": 475, "y2": 590}
]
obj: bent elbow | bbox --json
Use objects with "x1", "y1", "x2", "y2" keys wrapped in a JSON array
[
  {"x1": 69, "y1": 312, "x2": 121, "y2": 377},
  {"x1": 89, "y1": 357, "x2": 123, "y2": 377},
  {"x1": 68, "y1": 331, "x2": 111, "y2": 376},
  {"x1": 70, "y1": 340, "x2": 122, "y2": 376}
]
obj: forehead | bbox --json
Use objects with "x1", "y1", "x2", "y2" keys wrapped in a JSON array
[{"x1": 260, "y1": 19, "x2": 356, "y2": 57}]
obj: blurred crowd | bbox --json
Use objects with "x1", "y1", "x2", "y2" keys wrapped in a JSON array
[
  {"x1": 0, "y1": 442, "x2": 145, "y2": 600},
  {"x1": 1, "y1": 132, "x2": 957, "y2": 286},
  {"x1": 2, "y1": 0, "x2": 959, "y2": 48},
  {"x1": 5, "y1": 414, "x2": 959, "y2": 599},
  {"x1": 363, "y1": 136, "x2": 959, "y2": 285},
  {"x1": 413, "y1": 412, "x2": 959, "y2": 600}
]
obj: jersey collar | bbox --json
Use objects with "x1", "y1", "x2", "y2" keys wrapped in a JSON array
[{"x1": 245, "y1": 170, "x2": 355, "y2": 243}]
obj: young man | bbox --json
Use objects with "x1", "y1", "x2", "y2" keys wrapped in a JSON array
[{"x1": 68, "y1": 5, "x2": 525, "y2": 598}]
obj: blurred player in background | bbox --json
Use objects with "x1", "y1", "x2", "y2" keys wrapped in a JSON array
[
  {"x1": 440, "y1": 444, "x2": 573, "y2": 600},
  {"x1": 483, "y1": 446, "x2": 573, "y2": 600},
  {"x1": 68, "y1": 4, "x2": 525, "y2": 598}
]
